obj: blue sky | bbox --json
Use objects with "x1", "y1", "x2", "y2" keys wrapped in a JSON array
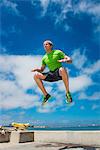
[{"x1": 0, "y1": 0, "x2": 100, "y2": 126}]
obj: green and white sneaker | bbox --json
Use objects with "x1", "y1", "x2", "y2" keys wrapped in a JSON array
[
  {"x1": 66, "y1": 91, "x2": 72, "y2": 103},
  {"x1": 42, "y1": 94, "x2": 51, "y2": 106}
]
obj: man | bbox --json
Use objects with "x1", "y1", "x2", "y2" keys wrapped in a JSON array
[{"x1": 31, "y1": 40, "x2": 72, "y2": 105}]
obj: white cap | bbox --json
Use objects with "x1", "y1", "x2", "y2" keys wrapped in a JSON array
[{"x1": 43, "y1": 40, "x2": 53, "y2": 46}]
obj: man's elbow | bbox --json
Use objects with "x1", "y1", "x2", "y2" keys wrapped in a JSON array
[
  {"x1": 41, "y1": 69, "x2": 44, "y2": 72},
  {"x1": 67, "y1": 58, "x2": 72, "y2": 63},
  {"x1": 70, "y1": 59, "x2": 72, "y2": 63},
  {"x1": 41, "y1": 67, "x2": 45, "y2": 72}
]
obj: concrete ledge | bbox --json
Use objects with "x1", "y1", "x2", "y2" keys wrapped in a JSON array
[
  {"x1": 10, "y1": 131, "x2": 34, "y2": 143},
  {"x1": 0, "y1": 131, "x2": 11, "y2": 143},
  {"x1": 34, "y1": 131, "x2": 100, "y2": 146},
  {"x1": 0, "y1": 130, "x2": 100, "y2": 147}
]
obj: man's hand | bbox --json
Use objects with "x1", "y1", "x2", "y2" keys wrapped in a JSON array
[
  {"x1": 31, "y1": 69, "x2": 37, "y2": 72},
  {"x1": 58, "y1": 58, "x2": 72, "y2": 63},
  {"x1": 58, "y1": 56, "x2": 72, "y2": 63},
  {"x1": 31, "y1": 65, "x2": 45, "y2": 73}
]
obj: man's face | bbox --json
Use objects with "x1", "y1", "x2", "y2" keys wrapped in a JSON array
[{"x1": 43, "y1": 42, "x2": 52, "y2": 51}]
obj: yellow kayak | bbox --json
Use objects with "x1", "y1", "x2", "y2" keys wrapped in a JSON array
[{"x1": 11, "y1": 122, "x2": 30, "y2": 129}]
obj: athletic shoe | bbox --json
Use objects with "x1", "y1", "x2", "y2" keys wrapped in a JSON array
[
  {"x1": 66, "y1": 91, "x2": 72, "y2": 103},
  {"x1": 42, "y1": 94, "x2": 51, "y2": 106}
]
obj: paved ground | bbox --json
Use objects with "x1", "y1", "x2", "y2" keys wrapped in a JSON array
[{"x1": 0, "y1": 142, "x2": 100, "y2": 150}]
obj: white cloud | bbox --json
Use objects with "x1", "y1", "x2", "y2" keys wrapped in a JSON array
[
  {"x1": 71, "y1": 48, "x2": 100, "y2": 76},
  {"x1": 92, "y1": 104, "x2": 100, "y2": 110},
  {"x1": 0, "y1": 55, "x2": 42, "y2": 110},
  {"x1": 39, "y1": 0, "x2": 50, "y2": 16},
  {"x1": 0, "y1": 54, "x2": 98, "y2": 112},
  {"x1": 51, "y1": 0, "x2": 72, "y2": 30},
  {"x1": 32, "y1": 0, "x2": 100, "y2": 32},
  {"x1": 93, "y1": 24, "x2": 100, "y2": 43},
  {"x1": 0, "y1": 114, "x2": 13, "y2": 125},
  {"x1": 0, "y1": 47, "x2": 7, "y2": 54},
  {"x1": 81, "y1": 1, "x2": 100, "y2": 21},
  {"x1": 0, "y1": 55, "x2": 42, "y2": 90},
  {"x1": 0, "y1": 0, "x2": 20, "y2": 16},
  {"x1": 80, "y1": 106, "x2": 85, "y2": 110},
  {"x1": 79, "y1": 92, "x2": 100, "y2": 100},
  {"x1": 61, "y1": 101, "x2": 75, "y2": 111},
  {"x1": 37, "y1": 91, "x2": 64, "y2": 113},
  {"x1": 71, "y1": 48, "x2": 87, "y2": 69},
  {"x1": 83, "y1": 60, "x2": 100, "y2": 75},
  {"x1": 64, "y1": 24, "x2": 70, "y2": 32},
  {"x1": 37, "y1": 106, "x2": 54, "y2": 113},
  {"x1": 45, "y1": 85, "x2": 53, "y2": 94},
  {"x1": 7, "y1": 25, "x2": 21, "y2": 35},
  {"x1": 74, "y1": 0, "x2": 100, "y2": 16},
  {"x1": 94, "y1": 25, "x2": 100, "y2": 33},
  {"x1": 0, "y1": 80, "x2": 40, "y2": 109},
  {"x1": 57, "y1": 74, "x2": 93, "y2": 93},
  {"x1": 70, "y1": 75, "x2": 93, "y2": 93},
  {"x1": 0, "y1": 55, "x2": 64, "y2": 112},
  {"x1": 74, "y1": 1, "x2": 100, "y2": 37}
]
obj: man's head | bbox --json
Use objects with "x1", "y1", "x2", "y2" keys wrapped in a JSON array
[{"x1": 43, "y1": 40, "x2": 53, "y2": 51}]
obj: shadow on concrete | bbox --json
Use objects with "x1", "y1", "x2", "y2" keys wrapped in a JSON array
[
  {"x1": 34, "y1": 142, "x2": 98, "y2": 150},
  {"x1": 59, "y1": 145, "x2": 97, "y2": 150}
]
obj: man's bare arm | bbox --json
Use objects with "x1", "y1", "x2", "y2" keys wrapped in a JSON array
[
  {"x1": 31, "y1": 65, "x2": 46, "y2": 72},
  {"x1": 64, "y1": 55, "x2": 72, "y2": 63},
  {"x1": 58, "y1": 55, "x2": 72, "y2": 63}
]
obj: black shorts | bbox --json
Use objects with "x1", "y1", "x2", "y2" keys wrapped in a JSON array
[{"x1": 42, "y1": 68, "x2": 62, "y2": 82}]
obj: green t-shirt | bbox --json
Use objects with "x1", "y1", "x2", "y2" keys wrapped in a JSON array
[{"x1": 42, "y1": 50, "x2": 65, "y2": 71}]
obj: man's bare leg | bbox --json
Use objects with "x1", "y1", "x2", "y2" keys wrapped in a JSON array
[
  {"x1": 34, "y1": 72, "x2": 48, "y2": 96},
  {"x1": 59, "y1": 67, "x2": 72, "y2": 103},
  {"x1": 59, "y1": 67, "x2": 69, "y2": 93}
]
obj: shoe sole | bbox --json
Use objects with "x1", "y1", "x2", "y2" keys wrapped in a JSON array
[
  {"x1": 65, "y1": 99, "x2": 72, "y2": 104},
  {"x1": 42, "y1": 96, "x2": 52, "y2": 106}
]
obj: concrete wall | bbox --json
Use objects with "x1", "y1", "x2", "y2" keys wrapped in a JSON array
[
  {"x1": 0, "y1": 132, "x2": 11, "y2": 143},
  {"x1": 0, "y1": 130, "x2": 100, "y2": 146},
  {"x1": 10, "y1": 131, "x2": 34, "y2": 143},
  {"x1": 34, "y1": 131, "x2": 100, "y2": 146}
]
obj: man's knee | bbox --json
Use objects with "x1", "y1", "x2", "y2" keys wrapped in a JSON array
[
  {"x1": 33, "y1": 72, "x2": 40, "y2": 79},
  {"x1": 59, "y1": 67, "x2": 67, "y2": 76},
  {"x1": 33, "y1": 72, "x2": 46, "y2": 80}
]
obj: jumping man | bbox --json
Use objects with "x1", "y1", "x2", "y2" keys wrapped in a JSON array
[{"x1": 31, "y1": 40, "x2": 73, "y2": 105}]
